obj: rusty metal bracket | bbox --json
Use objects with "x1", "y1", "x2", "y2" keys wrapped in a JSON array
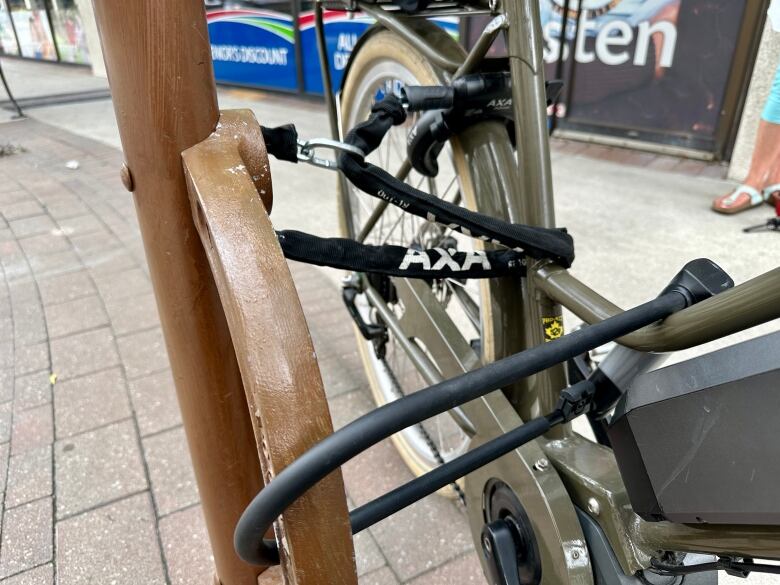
[{"x1": 182, "y1": 109, "x2": 358, "y2": 585}]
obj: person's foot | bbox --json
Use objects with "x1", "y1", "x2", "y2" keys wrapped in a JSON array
[
  {"x1": 712, "y1": 184, "x2": 765, "y2": 214},
  {"x1": 763, "y1": 183, "x2": 780, "y2": 208}
]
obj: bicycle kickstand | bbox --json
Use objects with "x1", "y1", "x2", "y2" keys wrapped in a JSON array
[{"x1": 743, "y1": 217, "x2": 780, "y2": 233}]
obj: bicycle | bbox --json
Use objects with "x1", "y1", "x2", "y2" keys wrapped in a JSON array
[
  {"x1": 286, "y1": 0, "x2": 780, "y2": 583},
  {"x1": 331, "y1": 0, "x2": 780, "y2": 488},
  {"x1": 92, "y1": 0, "x2": 780, "y2": 584}
]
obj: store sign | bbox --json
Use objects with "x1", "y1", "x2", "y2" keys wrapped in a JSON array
[
  {"x1": 539, "y1": 0, "x2": 749, "y2": 147},
  {"x1": 542, "y1": 6, "x2": 677, "y2": 68},
  {"x1": 207, "y1": 2, "x2": 458, "y2": 94},
  {"x1": 299, "y1": 10, "x2": 372, "y2": 94},
  {"x1": 207, "y1": 8, "x2": 298, "y2": 91},
  {"x1": 303, "y1": 13, "x2": 458, "y2": 93}
]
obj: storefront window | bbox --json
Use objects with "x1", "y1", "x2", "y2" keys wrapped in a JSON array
[
  {"x1": 7, "y1": 0, "x2": 56, "y2": 60},
  {"x1": 0, "y1": 1, "x2": 20, "y2": 56},
  {"x1": 464, "y1": 1, "x2": 755, "y2": 154},
  {"x1": 539, "y1": 0, "x2": 747, "y2": 150},
  {"x1": 45, "y1": 0, "x2": 89, "y2": 64}
]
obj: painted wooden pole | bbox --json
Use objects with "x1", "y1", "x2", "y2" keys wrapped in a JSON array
[{"x1": 91, "y1": 2, "x2": 264, "y2": 583}]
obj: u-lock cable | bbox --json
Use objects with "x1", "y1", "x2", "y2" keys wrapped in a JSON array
[{"x1": 234, "y1": 258, "x2": 733, "y2": 566}]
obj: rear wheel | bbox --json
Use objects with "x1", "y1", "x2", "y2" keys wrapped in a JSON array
[{"x1": 338, "y1": 28, "x2": 507, "y2": 486}]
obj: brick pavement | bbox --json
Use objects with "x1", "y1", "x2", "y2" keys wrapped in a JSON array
[{"x1": 0, "y1": 117, "x2": 483, "y2": 584}]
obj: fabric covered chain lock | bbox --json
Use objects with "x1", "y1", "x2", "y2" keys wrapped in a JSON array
[
  {"x1": 259, "y1": 94, "x2": 576, "y2": 280},
  {"x1": 278, "y1": 230, "x2": 526, "y2": 279}
]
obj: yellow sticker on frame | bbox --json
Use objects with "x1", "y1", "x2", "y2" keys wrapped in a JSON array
[{"x1": 542, "y1": 316, "x2": 564, "y2": 342}]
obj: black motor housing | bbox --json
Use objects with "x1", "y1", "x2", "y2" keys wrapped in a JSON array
[{"x1": 608, "y1": 330, "x2": 780, "y2": 525}]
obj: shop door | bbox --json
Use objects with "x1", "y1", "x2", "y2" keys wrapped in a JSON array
[{"x1": 463, "y1": 0, "x2": 768, "y2": 159}]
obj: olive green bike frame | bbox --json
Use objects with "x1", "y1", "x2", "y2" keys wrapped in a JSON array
[{"x1": 317, "y1": 0, "x2": 780, "y2": 581}]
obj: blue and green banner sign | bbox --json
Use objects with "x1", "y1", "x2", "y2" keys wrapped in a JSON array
[
  {"x1": 207, "y1": 9, "x2": 298, "y2": 90},
  {"x1": 206, "y1": 5, "x2": 458, "y2": 94},
  {"x1": 299, "y1": 10, "x2": 372, "y2": 94}
]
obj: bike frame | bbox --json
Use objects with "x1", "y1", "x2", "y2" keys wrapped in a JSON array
[{"x1": 317, "y1": 0, "x2": 780, "y2": 580}]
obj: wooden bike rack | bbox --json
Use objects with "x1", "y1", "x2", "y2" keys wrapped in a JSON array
[{"x1": 92, "y1": 2, "x2": 357, "y2": 583}]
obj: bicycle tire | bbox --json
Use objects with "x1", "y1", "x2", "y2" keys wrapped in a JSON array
[{"x1": 338, "y1": 27, "x2": 522, "y2": 486}]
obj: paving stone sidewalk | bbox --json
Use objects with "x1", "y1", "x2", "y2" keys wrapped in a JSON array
[{"x1": 0, "y1": 118, "x2": 483, "y2": 584}]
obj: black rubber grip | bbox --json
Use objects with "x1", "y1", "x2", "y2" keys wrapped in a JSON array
[{"x1": 402, "y1": 85, "x2": 454, "y2": 112}]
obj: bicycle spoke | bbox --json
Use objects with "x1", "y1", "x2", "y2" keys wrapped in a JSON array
[
  {"x1": 442, "y1": 176, "x2": 458, "y2": 202},
  {"x1": 382, "y1": 210, "x2": 406, "y2": 245}
]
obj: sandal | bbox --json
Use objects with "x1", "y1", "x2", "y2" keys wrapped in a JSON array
[
  {"x1": 712, "y1": 185, "x2": 765, "y2": 214},
  {"x1": 763, "y1": 183, "x2": 780, "y2": 208}
]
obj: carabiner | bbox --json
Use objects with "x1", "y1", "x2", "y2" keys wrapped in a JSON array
[{"x1": 297, "y1": 138, "x2": 365, "y2": 170}]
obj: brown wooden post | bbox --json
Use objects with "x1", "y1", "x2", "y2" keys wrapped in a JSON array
[{"x1": 91, "y1": 2, "x2": 263, "y2": 583}]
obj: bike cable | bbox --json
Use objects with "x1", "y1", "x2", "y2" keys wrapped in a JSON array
[
  {"x1": 650, "y1": 558, "x2": 780, "y2": 578},
  {"x1": 234, "y1": 264, "x2": 723, "y2": 566}
]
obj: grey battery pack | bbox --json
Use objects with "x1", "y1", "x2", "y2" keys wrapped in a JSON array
[{"x1": 608, "y1": 330, "x2": 780, "y2": 525}]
